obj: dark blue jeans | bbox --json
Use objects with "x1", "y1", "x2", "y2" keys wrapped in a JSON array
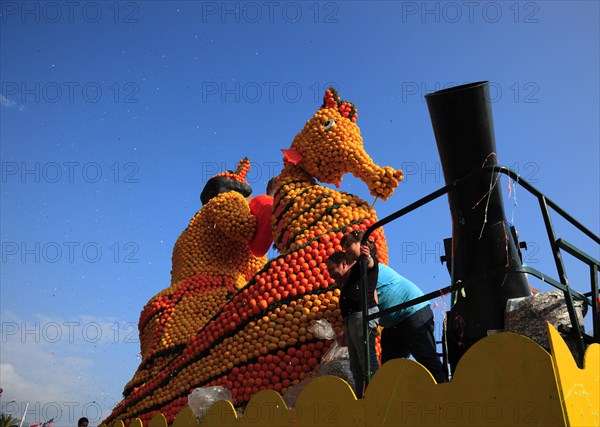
[
  {"x1": 344, "y1": 308, "x2": 379, "y2": 397},
  {"x1": 380, "y1": 305, "x2": 446, "y2": 383}
]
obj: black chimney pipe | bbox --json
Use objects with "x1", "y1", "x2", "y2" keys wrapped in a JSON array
[{"x1": 425, "y1": 82, "x2": 531, "y2": 368}]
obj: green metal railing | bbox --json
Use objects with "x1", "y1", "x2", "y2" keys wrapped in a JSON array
[{"x1": 358, "y1": 165, "x2": 599, "y2": 386}]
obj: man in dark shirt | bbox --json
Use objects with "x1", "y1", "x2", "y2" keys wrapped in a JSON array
[{"x1": 327, "y1": 250, "x2": 379, "y2": 397}]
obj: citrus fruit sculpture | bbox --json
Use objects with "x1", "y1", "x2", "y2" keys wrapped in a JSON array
[
  {"x1": 103, "y1": 88, "x2": 403, "y2": 426},
  {"x1": 119, "y1": 159, "x2": 267, "y2": 402}
]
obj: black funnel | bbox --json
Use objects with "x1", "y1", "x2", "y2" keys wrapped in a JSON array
[{"x1": 425, "y1": 82, "x2": 531, "y2": 368}]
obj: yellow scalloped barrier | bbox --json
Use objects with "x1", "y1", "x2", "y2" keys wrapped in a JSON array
[
  {"x1": 171, "y1": 408, "x2": 199, "y2": 427},
  {"x1": 364, "y1": 331, "x2": 566, "y2": 426},
  {"x1": 294, "y1": 377, "x2": 362, "y2": 426},
  {"x1": 101, "y1": 325, "x2": 599, "y2": 427},
  {"x1": 548, "y1": 324, "x2": 599, "y2": 426},
  {"x1": 148, "y1": 414, "x2": 167, "y2": 427}
]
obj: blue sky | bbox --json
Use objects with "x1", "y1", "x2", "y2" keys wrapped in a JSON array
[{"x1": 1, "y1": 1, "x2": 598, "y2": 425}]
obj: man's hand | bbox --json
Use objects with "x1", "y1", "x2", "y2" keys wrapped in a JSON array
[{"x1": 360, "y1": 244, "x2": 374, "y2": 268}]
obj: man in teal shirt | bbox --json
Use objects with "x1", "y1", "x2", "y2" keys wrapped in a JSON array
[{"x1": 377, "y1": 264, "x2": 446, "y2": 383}]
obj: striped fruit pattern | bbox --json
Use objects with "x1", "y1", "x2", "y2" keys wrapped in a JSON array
[
  {"x1": 120, "y1": 160, "x2": 267, "y2": 400},
  {"x1": 104, "y1": 89, "x2": 403, "y2": 426}
]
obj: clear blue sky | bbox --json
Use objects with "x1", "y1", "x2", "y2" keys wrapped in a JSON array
[{"x1": 1, "y1": 1, "x2": 598, "y2": 425}]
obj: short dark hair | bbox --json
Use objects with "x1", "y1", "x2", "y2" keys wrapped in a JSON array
[
  {"x1": 340, "y1": 230, "x2": 378, "y2": 257},
  {"x1": 326, "y1": 251, "x2": 349, "y2": 266},
  {"x1": 340, "y1": 229, "x2": 363, "y2": 247},
  {"x1": 78, "y1": 418, "x2": 89, "y2": 427}
]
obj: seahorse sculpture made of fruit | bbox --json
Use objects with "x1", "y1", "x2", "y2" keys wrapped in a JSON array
[{"x1": 104, "y1": 89, "x2": 403, "y2": 425}]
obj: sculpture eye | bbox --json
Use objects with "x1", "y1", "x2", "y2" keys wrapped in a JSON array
[{"x1": 323, "y1": 120, "x2": 336, "y2": 130}]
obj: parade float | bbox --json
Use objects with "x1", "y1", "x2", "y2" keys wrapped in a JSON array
[{"x1": 102, "y1": 84, "x2": 599, "y2": 427}]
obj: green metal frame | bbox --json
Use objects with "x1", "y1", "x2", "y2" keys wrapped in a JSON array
[{"x1": 359, "y1": 166, "x2": 600, "y2": 386}]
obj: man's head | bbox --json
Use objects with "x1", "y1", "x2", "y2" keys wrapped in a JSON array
[
  {"x1": 326, "y1": 251, "x2": 353, "y2": 282},
  {"x1": 78, "y1": 418, "x2": 89, "y2": 427},
  {"x1": 340, "y1": 230, "x2": 377, "y2": 257}
]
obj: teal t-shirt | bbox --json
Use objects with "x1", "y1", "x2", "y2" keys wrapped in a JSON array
[{"x1": 376, "y1": 264, "x2": 428, "y2": 328}]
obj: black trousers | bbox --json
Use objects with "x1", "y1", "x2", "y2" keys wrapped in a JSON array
[{"x1": 380, "y1": 305, "x2": 446, "y2": 383}]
